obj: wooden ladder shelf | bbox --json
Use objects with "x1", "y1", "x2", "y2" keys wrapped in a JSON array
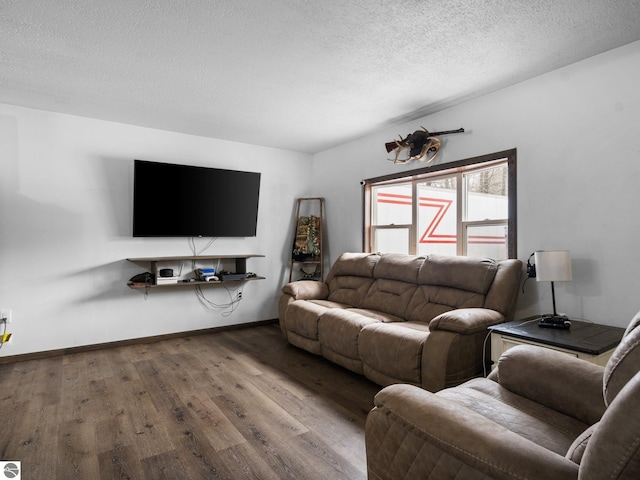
[{"x1": 289, "y1": 197, "x2": 324, "y2": 282}]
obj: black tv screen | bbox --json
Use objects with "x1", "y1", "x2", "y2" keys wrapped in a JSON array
[{"x1": 133, "y1": 160, "x2": 261, "y2": 237}]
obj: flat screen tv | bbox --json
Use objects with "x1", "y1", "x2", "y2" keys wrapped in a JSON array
[{"x1": 133, "y1": 159, "x2": 261, "y2": 237}]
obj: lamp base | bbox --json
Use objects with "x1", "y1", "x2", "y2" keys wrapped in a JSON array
[{"x1": 538, "y1": 314, "x2": 571, "y2": 329}]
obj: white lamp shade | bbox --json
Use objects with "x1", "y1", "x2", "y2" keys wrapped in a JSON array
[{"x1": 534, "y1": 250, "x2": 572, "y2": 282}]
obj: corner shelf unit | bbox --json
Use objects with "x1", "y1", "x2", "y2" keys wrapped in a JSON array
[{"x1": 126, "y1": 254, "x2": 265, "y2": 289}]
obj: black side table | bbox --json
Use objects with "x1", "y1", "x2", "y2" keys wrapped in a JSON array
[{"x1": 488, "y1": 317, "x2": 625, "y2": 369}]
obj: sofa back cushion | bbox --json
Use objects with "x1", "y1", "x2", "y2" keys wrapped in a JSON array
[
  {"x1": 327, "y1": 276, "x2": 375, "y2": 307},
  {"x1": 326, "y1": 253, "x2": 379, "y2": 307},
  {"x1": 581, "y1": 371, "x2": 640, "y2": 478},
  {"x1": 405, "y1": 286, "x2": 486, "y2": 322},
  {"x1": 603, "y1": 310, "x2": 640, "y2": 406},
  {"x1": 403, "y1": 255, "x2": 498, "y2": 322},
  {"x1": 483, "y1": 259, "x2": 523, "y2": 318},
  {"x1": 362, "y1": 279, "x2": 418, "y2": 318},
  {"x1": 372, "y1": 253, "x2": 424, "y2": 283},
  {"x1": 326, "y1": 252, "x2": 379, "y2": 280},
  {"x1": 359, "y1": 254, "x2": 423, "y2": 317},
  {"x1": 418, "y1": 254, "x2": 498, "y2": 293}
]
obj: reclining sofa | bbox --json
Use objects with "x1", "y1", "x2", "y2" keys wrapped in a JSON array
[
  {"x1": 279, "y1": 252, "x2": 522, "y2": 392},
  {"x1": 365, "y1": 311, "x2": 640, "y2": 479}
]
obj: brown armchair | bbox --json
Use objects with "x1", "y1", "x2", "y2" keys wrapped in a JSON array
[{"x1": 365, "y1": 312, "x2": 640, "y2": 479}]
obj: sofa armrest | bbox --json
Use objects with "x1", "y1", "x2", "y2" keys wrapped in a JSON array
[
  {"x1": 496, "y1": 345, "x2": 606, "y2": 425},
  {"x1": 281, "y1": 281, "x2": 329, "y2": 300},
  {"x1": 429, "y1": 307, "x2": 505, "y2": 334},
  {"x1": 366, "y1": 384, "x2": 578, "y2": 480}
]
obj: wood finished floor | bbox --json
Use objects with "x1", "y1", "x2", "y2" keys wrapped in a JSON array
[{"x1": 0, "y1": 324, "x2": 381, "y2": 480}]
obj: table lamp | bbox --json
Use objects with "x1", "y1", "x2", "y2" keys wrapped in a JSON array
[{"x1": 534, "y1": 250, "x2": 572, "y2": 326}]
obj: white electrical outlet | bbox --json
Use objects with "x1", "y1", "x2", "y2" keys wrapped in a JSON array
[{"x1": 0, "y1": 309, "x2": 11, "y2": 324}]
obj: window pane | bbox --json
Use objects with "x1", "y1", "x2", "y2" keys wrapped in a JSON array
[
  {"x1": 374, "y1": 227, "x2": 409, "y2": 254},
  {"x1": 464, "y1": 164, "x2": 508, "y2": 222},
  {"x1": 372, "y1": 183, "x2": 412, "y2": 226},
  {"x1": 417, "y1": 179, "x2": 457, "y2": 256},
  {"x1": 364, "y1": 151, "x2": 515, "y2": 259},
  {"x1": 465, "y1": 224, "x2": 508, "y2": 260}
]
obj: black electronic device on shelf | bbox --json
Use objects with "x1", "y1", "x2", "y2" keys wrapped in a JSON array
[{"x1": 538, "y1": 315, "x2": 571, "y2": 329}]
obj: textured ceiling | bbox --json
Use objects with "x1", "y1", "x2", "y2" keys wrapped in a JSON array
[{"x1": 2, "y1": 1, "x2": 640, "y2": 153}]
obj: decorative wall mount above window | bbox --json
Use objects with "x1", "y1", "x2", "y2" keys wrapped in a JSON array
[{"x1": 385, "y1": 127, "x2": 465, "y2": 164}]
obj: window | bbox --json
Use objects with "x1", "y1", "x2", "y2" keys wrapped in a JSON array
[{"x1": 364, "y1": 149, "x2": 516, "y2": 260}]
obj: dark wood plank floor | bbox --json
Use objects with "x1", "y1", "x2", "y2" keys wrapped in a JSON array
[{"x1": 0, "y1": 324, "x2": 381, "y2": 479}]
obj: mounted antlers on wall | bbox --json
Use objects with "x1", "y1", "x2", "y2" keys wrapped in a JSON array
[{"x1": 386, "y1": 127, "x2": 464, "y2": 164}]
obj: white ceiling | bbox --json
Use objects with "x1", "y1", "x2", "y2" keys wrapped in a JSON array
[{"x1": 2, "y1": 1, "x2": 640, "y2": 154}]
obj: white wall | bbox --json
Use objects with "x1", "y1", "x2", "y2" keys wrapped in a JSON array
[
  {"x1": 0, "y1": 105, "x2": 313, "y2": 356},
  {"x1": 312, "y1": 41, "x2": 640, "y2": 328}
]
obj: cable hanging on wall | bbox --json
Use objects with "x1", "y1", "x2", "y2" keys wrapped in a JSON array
[
  {"x1": 188, "y1": 236, "x2": 218, "y2": 256},
  {"x1": 194, "y1": 283, "x2": 244, "y2": 317}
]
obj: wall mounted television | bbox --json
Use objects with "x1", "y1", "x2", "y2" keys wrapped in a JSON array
[{"x1": 133, "y1": 159, "x2": 261, "y2": 237}]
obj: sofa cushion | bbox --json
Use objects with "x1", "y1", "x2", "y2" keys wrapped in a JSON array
[
  {"x1": 284, "y1": 300, "x2": 328, "y2": 341},
  {"x1": 429, "y1": 308, "x2": 505, "y2": 334},
  {"x1": 496, "y1": 345, "x2": 605, "y2": 425},
  {"x1": 582, "y1": 371, "x2": 640, "y2": 478},
  {"x1": 327, "y1": 276, "x2": 374, "y2": 307},
  {"x1": 355, "y1": 254, "x2": 423, "y2": 318},
  {"x1": 361, "y1": 279, "x2": 417, "y2": 319},
  {"x1": 418, "y1": 254, "x2": 498, "y2": 294},
  {"x1": 281, "y1": 280, "x2": 329, "y2": 300},
  {"x1": 372, "y1": 253, "x2": 424, "y2": 283},
  {"x1": 437, "y1": 378, "x2": 589, "y2": 456},
  {"x1": 603, "y1": 311, "x2": 640, "y2": 406},
  {"x1": 405, "y1": 285, "x2": 485, "y2": 323},
  {"x1": 347, "y1": 308, "x2": 405, "y2": 324},
  {"x1": 318, "y1": 309, "x2": 380, "y2": 374},
  {"x1": 326, "y1": 252, "x2": 378, "y2": 280},
  {"x1": 483, "y1": 258, "x2": 523, "y2": 317},
  {"x1": 360, "y1": 321, "x2": 430, "y2": 386},
  {"x1": 307, "y1": 299, "x2": 352, "y2": 310}
]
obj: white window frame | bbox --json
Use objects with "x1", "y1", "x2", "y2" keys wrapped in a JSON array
[{"x1": 363, "y1": 149, "x2": 517, "y2": 259}]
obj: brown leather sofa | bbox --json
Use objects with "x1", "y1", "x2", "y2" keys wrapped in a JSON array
[
  {"x1": 365, "y1": 311, "x2": 640, "y2": 480},
  {"x1": 279, "y1": 252, "x2": 522, "y2": 392}
]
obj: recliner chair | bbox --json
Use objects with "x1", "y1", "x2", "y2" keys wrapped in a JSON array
[{"x1": 365, "y1": 312, "x2": 640, "y2": 479}]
